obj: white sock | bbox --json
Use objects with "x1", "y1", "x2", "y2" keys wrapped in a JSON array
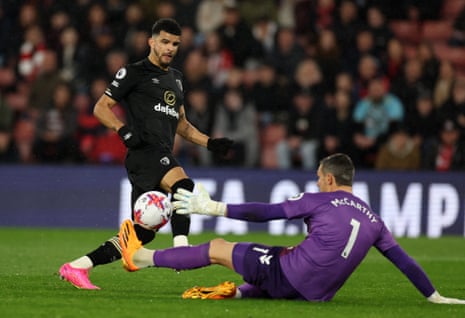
[
  {"x1": 134, "y1": 247, "x2": 156, "y2": 268},
  {"x1": 173, "y1": 235, "x2": 189, "y2": 247},
  {"x1": 69, "y1": 256, "x2": 93, "y2": 269},
  {"x1": 234, "y1": 288, "x2": 242, "y2": 299}
]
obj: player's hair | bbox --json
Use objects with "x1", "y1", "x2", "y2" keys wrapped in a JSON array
[
  {"x1": 151, "y1": 18, "x2": 182, "y2": 36},
  {"x1": 320, "y1": 153, "x2": 354, "y2": 186}
]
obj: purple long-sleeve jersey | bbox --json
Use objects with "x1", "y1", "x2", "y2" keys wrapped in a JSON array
[{"x1": 278, "y1": 191, "x2": 397, "y2": 301}]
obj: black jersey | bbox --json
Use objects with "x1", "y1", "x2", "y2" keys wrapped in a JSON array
[{"x1": 105, "y1": 58, "x2": 184, "y2": 152}]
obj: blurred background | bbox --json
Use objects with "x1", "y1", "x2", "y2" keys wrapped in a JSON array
[{"x1": 1, "y1": 0, "x2": 465, "y2": 234}]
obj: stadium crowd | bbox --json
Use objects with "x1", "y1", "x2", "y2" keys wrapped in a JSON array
[{"x1": 1, "y1": 0, "x2": 465, "y2": 170}]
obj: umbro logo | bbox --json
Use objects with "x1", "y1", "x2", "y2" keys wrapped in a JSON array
[
  {"x1": 259, "y1": 255, "x2": 273, "y2": 265},
  {"x1": 160, "y1": 157, "x2": 170, "y2": 165},
  {"x1": 152, "y1": 78, "x2": 160, "y2": 84}
]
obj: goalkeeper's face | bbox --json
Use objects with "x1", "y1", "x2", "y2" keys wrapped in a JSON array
[
  {"x1": 317, "y1": 165, "x2": 335, "y2": 192},
  {"x1": 149, "y1": 31, "x2": 181, "y2": 69}
]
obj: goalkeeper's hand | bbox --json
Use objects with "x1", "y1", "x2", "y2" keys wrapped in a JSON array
[
  {"x1": 172, "y1": 183, "x2": 226, "y2": 217},
  {"x1": 427, "y1": 291, "x2": 465, "y2": 304}
]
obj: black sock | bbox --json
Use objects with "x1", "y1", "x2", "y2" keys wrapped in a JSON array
[
  {"x1": 87, "y1": 237, "x2": 121, "y2": 266},
  {"x1": 86, "y1": 226, "x2": 156, "y2": 267}
]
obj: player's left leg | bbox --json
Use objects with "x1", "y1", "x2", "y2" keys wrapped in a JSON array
[{"x1": 160, "y1": 166, "x2": 194, "y2": 247}]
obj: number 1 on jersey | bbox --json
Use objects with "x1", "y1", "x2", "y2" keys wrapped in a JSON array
[{"x1": 341, "y1": 218, "x2": 360, "y2": 259}]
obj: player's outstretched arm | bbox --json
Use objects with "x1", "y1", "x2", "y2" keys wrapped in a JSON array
[
  {"x1": 173, "y1": 183, "x2": 288, "y2": 221},
  {"x1": 383, "y1": 245, "x2": 465, "y2": 304},
  {"x1": 173, "y1": 183, "x2": 226, "y2": 216}
]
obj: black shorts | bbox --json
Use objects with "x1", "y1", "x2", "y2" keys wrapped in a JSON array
[{"x1": 125, "y1": 146, "x2": 180, "y2": 192}]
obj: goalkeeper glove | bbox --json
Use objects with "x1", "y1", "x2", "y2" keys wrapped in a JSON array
[
  {"x1": 207, "y1": 138, "x2": 234, "y2": 156},
  {"x1": 173, "y1": 183, "x2": 226, "y2": 217},
  {"x1": 427, "y1": 291, "x2": 465, "y2": 304},
  {"x1": 118, "y1": 125, "x2": 142, "y2": 148}
]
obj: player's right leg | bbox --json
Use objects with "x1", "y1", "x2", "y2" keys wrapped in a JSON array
[{"x1": 59, "y1": 185, "x2": 156, "y2": 289}]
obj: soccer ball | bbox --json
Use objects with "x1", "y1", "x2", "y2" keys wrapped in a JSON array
[{"x1": 133, "y1": 191, "x2": 172, "y2": 231}]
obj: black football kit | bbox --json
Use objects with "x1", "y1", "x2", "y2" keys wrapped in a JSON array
[{"x1": 105, "y1": 58, "x2": 185, "y2": 203}]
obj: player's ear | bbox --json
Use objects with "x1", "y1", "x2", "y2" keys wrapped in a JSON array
[
  {"x1": 148, "y1": 36, "x2": 155, "y2": 47},
  {"x1": 326, "y1": 173, "x2": 335, "y2": 185}
]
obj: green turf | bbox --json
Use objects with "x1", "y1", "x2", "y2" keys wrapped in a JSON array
[{"x1": 0, "y1": 228, "x2": 464, "y2": 318}]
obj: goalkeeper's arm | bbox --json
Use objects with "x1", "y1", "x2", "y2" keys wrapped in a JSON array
[
  {"x1": 383, "y1": 245, "x2": 465, "y2": 304},
  {"x1": 173, "y1": 183, "x2": 287, "y2": 221}
]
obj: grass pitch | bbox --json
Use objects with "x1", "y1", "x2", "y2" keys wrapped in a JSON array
[{"x1": 0, "y1": 228, "x2": 464, "y2": 318}]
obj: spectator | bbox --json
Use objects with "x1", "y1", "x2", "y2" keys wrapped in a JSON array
[
  {"x1": 45, "y1": 10, "x2": 71, "y2": 52},
  {"x1": 433, "y1": 60, "x2": 455, "y2": 108},
  {"x1": 87, "y1": 105, "x2": 127, "y2": 165},
  {"x1": 13, "y1": 116, "x2": 36, "y2": 163},
  {"x1": 366, "y1": 5, "x2": 393, "y2": 58},
  {"x1": 196, "y1": 0, "x2": 225, "y2": 34},
  {"x1": 251, "y1": 60, "x2": 288, "y2": 126},
  {"x1": 154, "y1": 0, "x2": 177, "y2": 20},
  {"x1": 276, "y1": 90, "x2": 323, "y2": 170},
  {"x1": 114, "y1": 2, "x2": 150, "y2": 52},
  {"x1": 181, "y1": 49, "x2": 213, "y2": 95},
  {"x1": 391, "y1": 57, "x2": 428, "y2": 116},
  {"x1": 267, "y1": 26, "x2": 306, "y2": 83},
  {"x1": 294, "y1": 0, "x2": 335, "y2": 37},
  {"x1": 354, "y1": 54, "x2": 389, "y2": 99},
  {"x1": 171, "y1": 25, "x2": 196, "y2": 71},
  {"x1": 0, "y1": 88, "x2": 17, "y2": 162},
  {"x1": 344, "y1": 29, "x2": 377, "y2": 77},
  {"x1": 18, "y1": 24, "x2": 47, "y2": 82},
  {"x1": 405, "y1": 92, "x2": 439, "y2": 158},
  {"x1": 333, "y1": 0, "x2": 362, "y2": 55},
  {"x1": 251, "y1": 14, "x2": 278, "y2": 55},
  {"x1": 382, "y1": 38, "x2": 405, "y2": 82},
  {"x1": 126, "y1": 29, "x2": 150, "y2": 63},
  {"x1": 448, "y1": 6, "x2": 465, "y2": 47},
  {"x1": 104, "y1": 49, "x2": 128, "y2": 81},
  {"x1": 375, "y1": 123, "x2": 421, "y2": 170},
  {"x1": 176, "y1": 87, "x2": 216, "y2": 166},
  {"x1": 173, "y1": 0, "x2": 199, "y2": 30},
  {"x1": 202, "y1": 30, "x2": 234, "y2": 89},
  {"x1": 416, "y1": 41, "x2": 439, "y2": 90},
  {"x1": 313, "y1": 28, "x2": 342, "y2": 92},
  {"x1": 216, "y1": 1, "x2": 263, "y2": 67},
  {"x1": 318, "y1": 89, "x2": 356, "y2": 160},
  {"x1": 212, "y1": 88, "x2": 259, "y2": 167},
  {"x1": 290, "y1": 58, "x2": 326, "y2": 101},
  {"x1": 0, "y1": 126, "x2": 19, "y2": 162},
  {"x1": 438, "y1": 77, "x2": 465, "y2": 137},
  {"x1": 79, "y1": 3, "x2": 115, "y2": 81},
  {"x1": 75, "y1": 77, "x2": 112, "y2": 163},
  {"x1": 422, "y1": 119, "x2": 465, "y2": 171},
  {"x1": 57, "y1": 26, "x2": 86, "y2": 86},
  {"x1": 32, "y1": 81, "x2": 80, "y2": 163},
  {"x1": 27, "y1": 50, "x2": 63, "y2": 117},
  {"x1": 352, "y1": 77, "x2": 404, "y2": 167},
  {"x1": 9, "y1": 3, "x2": 41, "y2": 63},
  {"x1": 334, "y1": 71, "x2": 357, "y2": 103}
]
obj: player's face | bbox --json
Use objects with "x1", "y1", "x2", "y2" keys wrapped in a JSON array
[
  {"x1": 316, "y1": 165, "x2": 333, "y2": 193},
  {"x1": 149, "y1": 31, "x2": 181, "y2": 69},
  {"x1": 316, "y1": 166, "x2": 327, "y2": 192}
]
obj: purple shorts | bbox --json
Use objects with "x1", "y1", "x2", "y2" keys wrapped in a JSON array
[{"x1": 232, "y1": 242, "x2": 303, "y2": 299}]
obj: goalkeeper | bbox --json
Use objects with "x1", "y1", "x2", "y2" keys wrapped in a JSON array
[{"x1": 118, "y1": 153, "x2": 465, "y2": 303}]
